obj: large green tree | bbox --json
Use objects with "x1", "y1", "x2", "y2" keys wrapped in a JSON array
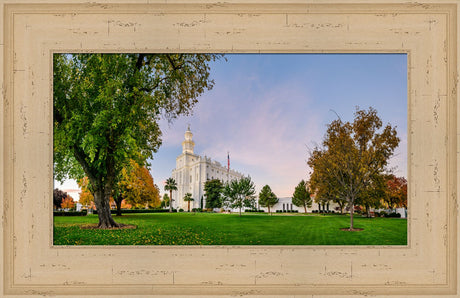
[
  {"x1": 292, "y1": 180, "x2": 312, "y2": 213},
  {"x1": 307, "y1": 107, "x2": 399, "y2": 230},
  {"x1": 164, "y1": 177, "x2": 177, "y2": 213},
  {"x1": 222, "y1": 176, "x2": 256, "y2": 216},
  {"x1": 258, "y1": 185, "x2": 278, "y2": 215},
  {"x1": 204, "y1": 179, "x2": 224, "y2": 209},
  {"x1": 53, "y1": 53, "x2": 221, "y2": 228}
]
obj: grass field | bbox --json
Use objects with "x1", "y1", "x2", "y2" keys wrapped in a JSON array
[{"x1": 53, "y1": 212, "x2": 407, "y2": 246}]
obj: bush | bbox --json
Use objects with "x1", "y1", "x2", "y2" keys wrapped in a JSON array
[
  {"x1": 192, "y1": 208, "x2": 203, "y2": 212},
  {"x1": 385, "y1": 212, "x2": 401, "y2": 218},
  {"x1": 179, "y1": 208, "x2": 184, "y2": 212},
  {"x1": 53, "y1": 210, "x2": 87, "y2": 216},
  {"x1": 378, "y1": 211, "x2": 387, "y2": 217}
]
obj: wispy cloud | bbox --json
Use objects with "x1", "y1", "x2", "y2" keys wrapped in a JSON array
[
  {"x1": 188, "y1": 80, "x2": 325, "y2": 196},
  {"x1": 151, "y1": 54, "x2": 407, "y2": 198}
]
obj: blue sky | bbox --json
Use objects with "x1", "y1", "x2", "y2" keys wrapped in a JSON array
[
  {"x1": 150, "y1": 53, "x2": 407, "y2": 197},
  {"x1": 56, "y1": 54, "x2": 407, "y2": 198}
]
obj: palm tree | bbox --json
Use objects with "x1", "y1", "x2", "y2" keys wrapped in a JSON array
[
  {"x1": 183, "y1": 193, "x2": 194, "y2": 212},
  {"x1": 164, "y1": 178, "x2": 177, "y2": 213}
]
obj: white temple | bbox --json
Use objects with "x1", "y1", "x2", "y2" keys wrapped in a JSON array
[{"x1": 171, "y1": 126, "x2": 244, "y2": 210}]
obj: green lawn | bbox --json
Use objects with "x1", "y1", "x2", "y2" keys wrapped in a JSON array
[{"x1": 53, "y1": 212, "x2": 407, "y2": 246}]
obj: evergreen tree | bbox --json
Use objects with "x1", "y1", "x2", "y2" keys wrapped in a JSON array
[
  {"x1": 258, "y1": 185, "x2": 279, "y2": 215},
  {"x1": 204, "y1": 179, "x2": 223, "y2": 209},
  {"x1": 292, "y1": 180, "x2": 312, "y2": 213}
]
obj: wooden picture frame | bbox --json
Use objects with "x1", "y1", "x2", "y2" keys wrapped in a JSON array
[{"x1": 1, "y1": 1, "x2": 458, "y2": 296}]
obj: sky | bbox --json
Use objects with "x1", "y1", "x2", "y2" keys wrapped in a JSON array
[{"x1": 55, "y1": 53, "x2": 407, "y2": 198}]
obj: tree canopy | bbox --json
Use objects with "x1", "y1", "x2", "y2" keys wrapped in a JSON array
[
  {"x1": 258, "y1": 185, "x2": 278, "y2": 214},
  {"x1": 307, "y1": 107, "x2": 400, "y2": 230},
  {"x1": 384, "y1": 175, "x2": 407, "y2": 209},
  {"x1": 291, "y1": 180, "x2": 312, "y2": 213},
  {"x1": 53, "y1": 188, "x2": 70, "y2": 209},
  {"x1": 204, "y1": 179, "x2": 224, "y2": 209},
  {"x1": 222, "y1": 176, "x2": 256, "y2": 216},
  {"x1": 54, "y1": 53, "x2": 221, "y2": 228},
  {"x1": 118, "y1": 159, "x2": 161, "y2": 210},
  {"x1": 77, "y1": 176, "x2": 95, "y2": 208}
]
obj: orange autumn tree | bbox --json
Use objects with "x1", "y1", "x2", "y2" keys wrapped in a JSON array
[
  {"x1": 78, "y1": 176, "x2": 95, "y2": 209},
  {"x1": 384, "y1": 175, "x2": 407, "y2": 210},
  {"x1": 78, "y1": 161, "x2": 160, "y2": 215},
  {"x1": 118, "y1": 160, "x2": 161, "y2": 212},
  {"x1": 61, "y1": 196, "x2": 75, "y2": 209}
]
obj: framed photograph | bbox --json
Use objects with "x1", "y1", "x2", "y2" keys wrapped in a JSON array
[{"x1": 1, "y1": 1, "x2": 458, "y2": 297}]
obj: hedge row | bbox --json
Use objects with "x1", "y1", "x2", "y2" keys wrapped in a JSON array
[
  {"x1": 384, "y1": 212, "x2": 401, "y2": 218},
  {"x1": 53, "y1": 210, "x2": 87, "y2": 216},
  {"x1": 312, "y1": 210, "x2": 335, "y2": 214},
  {"x1": 276, "y1": 210, "x2": 299, "y2": 213},
  {"x1": 92, "y1": 209, "x2": 176, "y2": 214}
]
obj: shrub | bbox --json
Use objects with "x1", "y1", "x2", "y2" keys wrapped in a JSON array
[
  {"x1": 192, "y1": 208, "x2": 203, "y2": 212},
  {"x1": 179, "y1": 208, "x2": 184, "y2": 212},
  {"x1": 385, "y1": 212, "x2": 401, "y2": 218},
  {"x1": 244, "y1": 209, "x2": 265, "y2": 213}
]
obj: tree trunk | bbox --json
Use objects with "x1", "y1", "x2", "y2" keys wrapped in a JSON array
[
  {"x1": 169, "y1": 190, "x2": 173, "y2": 213},
  {"x1": 94, "y1": 188, "x2": 120, "y2": 228},
  {"x1": 268, "y1": 206, "x2": 271, "y2": 215},
  {"x1": 115, "y1": 198, "x2": 122, "y2": 216},
  {"x1": 239, "y1": 206, "x2": 242, "y2": 216},
  {"x1": 349, "y1": 196, "x2": 355, "y2": 230},
  {"x1": 304, "y1": 204, "x2": 307, "y2": 214},
  {"x1": 187, "y1": 201, "x2": 190, "y2": 212}
]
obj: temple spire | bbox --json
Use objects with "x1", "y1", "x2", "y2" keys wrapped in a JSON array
[{"x1": 182, "y1": 126, "x2": 195, "y2": 154}]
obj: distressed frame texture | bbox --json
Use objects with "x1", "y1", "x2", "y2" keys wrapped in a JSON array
[{"x1": 1, "y1": 1, "x2": 459, "y2": 297}]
